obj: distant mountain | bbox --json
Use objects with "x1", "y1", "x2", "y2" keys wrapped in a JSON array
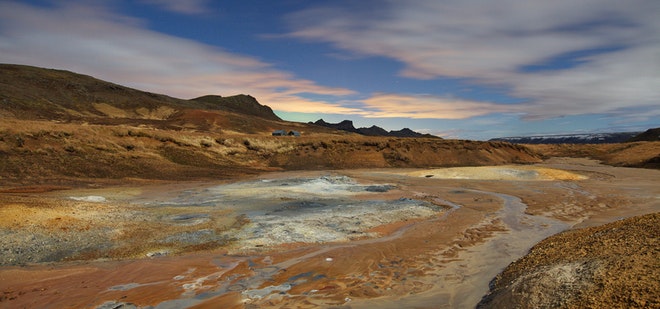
[
  {"x1": 190, "y1": 94, "x2": 281, "y2": 121},
  {"x1": 627, "y1": 128, "x2": 660, "y2": 142},
  {"x1": 312, "y1": 119, "x2": 438, "y2": 138},
  {"x1": 314, "y1": 119, "x2": 360, "y2": 133},
  {"x1": 359, "y1": 125, "x2": 390, "y2": 136},
  {"x1": 490, "y1": 132, "x2": 642, "y2": 144}
]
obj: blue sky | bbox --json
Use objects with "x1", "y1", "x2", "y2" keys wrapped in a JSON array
[{"x1": 1, "y1": 0, "x2": 658, "y2": 140}]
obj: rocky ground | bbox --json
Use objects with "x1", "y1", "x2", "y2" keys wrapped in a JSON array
[
  {"x1": 479, "y1": 212, "x2": 659, "y2": 309},
  {"x1": 0, "y1": 160, "x2": 657, "y2": 308},
  {"x1": 0, "y1": 188, "x2": 246, "y2": 265},
  {"x1": 2, "y1": 63, "x2": 659, "y2": 308}
]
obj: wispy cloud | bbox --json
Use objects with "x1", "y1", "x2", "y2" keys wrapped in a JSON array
[
  {"x1": 360, "y1": 93, "x2": 516, "y2": 119},
  {"x1": 0, "y1": 1, "x2": 355, "y2": 114},
  {"x1": 287, "y1": 0, "x2": 660, "y2": 120},
  {"x1": 140, "y1": 0, "x2": 210, "y2": 15}
]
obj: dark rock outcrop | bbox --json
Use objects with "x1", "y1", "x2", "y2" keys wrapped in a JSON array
[
  {"x1": 190, "y1": 94, "x2": 281, "y2": 121},
  {"x1": 627, "y1": 127, "x2": 660, "y2": 142},
  {"x1": 312, "y1": 119, "x2": 438, "y2": 138}
]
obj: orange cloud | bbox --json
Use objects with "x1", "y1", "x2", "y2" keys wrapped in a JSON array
[{"x1": 360, "y1": 93, "x2": 517, "y2": 119}]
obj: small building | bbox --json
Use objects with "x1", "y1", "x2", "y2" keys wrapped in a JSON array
[{"x1": 272, "y1": 130, "x2": 301, "y2": 136}]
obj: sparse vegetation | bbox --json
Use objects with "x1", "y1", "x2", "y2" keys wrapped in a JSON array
[{"x1": 0, "y1": 64, "x2": 658, "y2": 309}]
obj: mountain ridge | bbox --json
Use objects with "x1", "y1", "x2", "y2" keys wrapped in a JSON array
[
  {"x1": 312, "y1": 119, "x2": 439, "y2": 138},
  {"x1": 190, "y1": 94, "x2": 281, "y2": 121}
]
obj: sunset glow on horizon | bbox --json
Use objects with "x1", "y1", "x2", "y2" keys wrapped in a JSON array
[{"x1": 1, "y1": 1, "x2": 658, "y2": 139}]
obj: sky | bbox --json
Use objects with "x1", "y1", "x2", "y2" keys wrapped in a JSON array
[{"x1": 1, "y1": 0, "x2": 658, "y2": 140}]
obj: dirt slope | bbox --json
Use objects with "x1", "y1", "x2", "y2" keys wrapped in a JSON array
[
  {"x1": 527, "y1": 142, "x2": 660, "y2": 169},
  {"x1": 0, "y1": 119, "x2": 541, "y2": 186}
]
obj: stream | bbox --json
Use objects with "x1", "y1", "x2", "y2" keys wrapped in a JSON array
[
  {"x1": 119, "y1": 180, "x2": 569, "y2": 308},
  {"x1": 350, "y1": 190, "x2": 569, "y2": 308}
]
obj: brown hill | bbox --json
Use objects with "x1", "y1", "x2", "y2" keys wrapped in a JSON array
[
  {"x1": 0, "y1": 117, "x2": 541, "y2": 185},
  {"x1": 0, "y1": 63, "x2": 325, "y2": 135},
  {"x1": 191, "y1": 94, "x2": 281, "y2": 121},
  {"x1": 628, "y1": 127, "x2": 660, "y2": 142},
  {"x1": 0, "y1": 63, "x2": 185, "y2": 120},
  {"x1": 526, "y1": 142, "x2": 660, "y2": 169},
  {"x1": 2, "y1": 63, "x2": 655, "y2": 186}
]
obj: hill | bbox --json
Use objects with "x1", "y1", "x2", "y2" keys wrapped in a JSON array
[
  {"x1": 0, "y1": 63, "x2": 547, "y2": 185},
  {"x1": 627, "y1": 127, "x2": 660, "y2": 142},
  {"x1": 190, "y1": 94, "x2": 281, "y2": 121},
  {"x1": 0, "y1": 64, "x2": 313, "y2": 134},
  {"x1": 526, "y1": 142, "x2": 660, "y2": 169},
  {"x1": 479, "y1": 212, "x2": 659, "y2": 308},
  {"x1": 0, "y1": 63, "x2": 658, "y2": 309},
  {"x1": 312, "y1": 119, "x2": 438, "y2": 138},
  {"x1": 0, "y1": 63, "x2": 184, "y2": 120}
]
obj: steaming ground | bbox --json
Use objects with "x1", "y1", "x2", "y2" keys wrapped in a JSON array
[
  {"x1": 0, "y1": 167, "x2": 585, "y2": 265},
  {"x1": 143, "y1": 175, "x2": 444, "y2": 251},
  {"x1": 1, "y1": 161, "x2": 658, "y2": 309}
]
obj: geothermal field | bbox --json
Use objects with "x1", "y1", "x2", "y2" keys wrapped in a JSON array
[{"x1": 1, "y1": 158, "x2": 658, "y2": 308}]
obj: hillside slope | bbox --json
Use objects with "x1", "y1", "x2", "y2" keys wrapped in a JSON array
[
  {"x1": 0, "y1": 63, "x2": 185, "y2": 120},
  {"x1": 628, "y1": 127, "x2": 660, "y2": 142},
  {"x1": 0, "y1": 64, "x2": 326, "y2": 135},
  {"x1": 190, "y1": 94, "x2": 281, "y2": 121},
  {"x1": 526, "y1": 142, "x2": 660, "y2": 169},
  {"x1": 479, "y1": 212, "x2": 659, "y2": 308},
  {"x1": 0, "y1": 119, "x2": 541, "y2": 185},
  {"x1": 0, "y1": 64, "x2": 548, "y2": 185}
]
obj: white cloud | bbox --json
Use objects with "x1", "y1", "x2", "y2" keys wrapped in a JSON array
[
  {"x1": 140, "y1": 0, "x2": 210, "y2": 15},
  {"x1": 0, "y1": 1, "x2": 355, "y2": 114},
  {"x1": 287, "y1": 0, "x2": 660, "y2": 120}
]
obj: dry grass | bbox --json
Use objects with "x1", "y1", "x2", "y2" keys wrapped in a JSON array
[
  {"x1": 0, "y1": 118, "x2": 548, "y2": 185},
  {"x1": 527, "y1": 142, "x2": 660, "y2": 168}
]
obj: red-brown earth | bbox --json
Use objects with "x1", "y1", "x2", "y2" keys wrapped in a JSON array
[{"x1": 1, "y1": 63, "x2": 658, "y2": 308}]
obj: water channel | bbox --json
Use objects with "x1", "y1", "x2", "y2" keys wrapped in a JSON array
[{"x1": 104, "y1": 173, "x2": 570, "y2": 308}]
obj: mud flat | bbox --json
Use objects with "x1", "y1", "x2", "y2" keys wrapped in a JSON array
[{"x1": 0, "y1": 159, "x2": 658, "y2": 308}]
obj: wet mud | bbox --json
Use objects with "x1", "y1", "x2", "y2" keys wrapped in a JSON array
[{"x1": 1, "y1": 159, "x2": 658, "y2": 308}]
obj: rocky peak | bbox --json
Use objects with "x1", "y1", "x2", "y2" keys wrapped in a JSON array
[{"x1": 190, "y1": 94, "x2": 281, "y2": 121}]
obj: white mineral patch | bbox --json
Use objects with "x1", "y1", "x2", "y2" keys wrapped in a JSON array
[
  {"x1": 208, "y1": 176, "x2": 371, "y2": 200},
  {"x1": 230, "y1": 199, "x2": 442, "y2": 249},
  {"x1": 242, "y1": 283, "x2": 292, "y2": 300},
  {"x1": 146, "y1": 249, "x2": 170, "y2": 257},
  {"x1": 69, "y1": 195, "x2": 107, "y2": 202},
  {"x1": 140, "y1": 175, "x2": 440, "y2": 251}
]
